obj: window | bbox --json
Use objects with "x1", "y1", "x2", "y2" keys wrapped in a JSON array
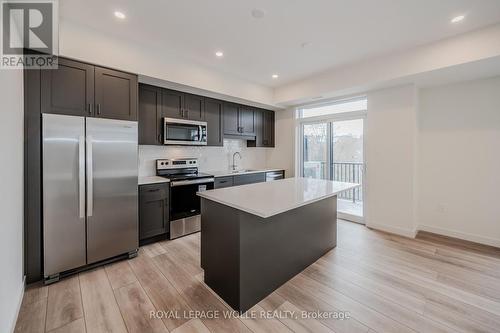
[{"x1": 299, "y1": 97, "x2": 367, "y2": 119}]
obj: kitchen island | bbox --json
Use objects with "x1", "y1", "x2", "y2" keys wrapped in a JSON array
[{"x1": 197, "y1": 177, "x2": 358, "y2": 312}]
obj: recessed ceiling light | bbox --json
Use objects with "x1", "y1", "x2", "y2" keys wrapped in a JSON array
[
  {"x1": 215, "y1": 51, "x2": 224, "y2": 57},
  {"x1": 272, "y1": 74, "x2": 279, "y2": 79},
  {"x1": 451, "y1": 15, "x2": 465, "y2": 23},
  {"x1": 114, "y1": 11, "x2": 126, "y2": 19},
  {"x1": 251, "y1": 8, "x2": 266, "y2": 19}
]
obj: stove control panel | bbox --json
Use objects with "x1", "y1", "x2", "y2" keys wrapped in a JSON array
[{"x1": 156, "y1": 158, "x2": 198, "y2": 170}]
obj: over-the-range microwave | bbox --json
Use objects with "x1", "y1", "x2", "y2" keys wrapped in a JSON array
[{"x1": 163, "y1": 118, "x2": 207, "y2": 145}]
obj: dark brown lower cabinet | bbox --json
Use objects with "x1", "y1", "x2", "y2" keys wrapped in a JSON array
[
  {"x1": 139, "y1": 183, "x2": 169, "y2": 241},
  {"x1": 214, "y1": 176, "x2": 234, "y2": 189},
  {"x1": 233, "y1": 173, "x2": 266, "y2": 186}
]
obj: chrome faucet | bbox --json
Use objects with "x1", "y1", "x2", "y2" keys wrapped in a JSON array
[{"x1": 232, "y1": 152, "x2": 242, "y2": 171}]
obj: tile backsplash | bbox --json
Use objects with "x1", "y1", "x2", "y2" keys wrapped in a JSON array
[{"x1": 139, "y1": 139, "x2": 269, "y2": 176}]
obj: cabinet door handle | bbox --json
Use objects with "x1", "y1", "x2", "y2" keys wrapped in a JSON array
[
  {"x1": 157, "y1": 134, "x2": 162, "y2": 143},
  {"x1": 96, "y1": 104, "x2": 101, "y2": 115},
  {"x1": 87, "y1": 103, "x2": 92, "y2": 115}
]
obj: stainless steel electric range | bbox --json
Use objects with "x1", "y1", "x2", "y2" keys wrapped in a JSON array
[{"x1": 156, "y1": 158, "x2": 214, "y2": 239}]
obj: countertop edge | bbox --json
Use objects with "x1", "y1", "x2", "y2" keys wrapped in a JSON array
[
  {"x1": 138, "y1": 176, "x2": 170, "y2": 186},
  {"x1": 197, "y1": 183, "x2": 358, "y2": 218},
  {"x1": 202, "y1": 168, "x2": 284, "y2": 178}
]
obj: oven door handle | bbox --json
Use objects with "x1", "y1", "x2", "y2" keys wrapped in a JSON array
[{"x1": 170, "y1": 178, "x2": 215, "y2": 187}]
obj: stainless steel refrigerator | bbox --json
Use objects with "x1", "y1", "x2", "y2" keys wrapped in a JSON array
[{"x1": 42, "y1": 114, "x2": 138, "y2": 282}]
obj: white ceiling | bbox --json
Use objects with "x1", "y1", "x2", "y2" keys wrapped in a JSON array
[{"x1": 60, "y1": 0, "x2": 500, "y2": 88}]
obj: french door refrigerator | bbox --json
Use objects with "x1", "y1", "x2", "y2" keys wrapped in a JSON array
[{"x1": 42, "y1": 113, "x2": 138, "y2": 282}]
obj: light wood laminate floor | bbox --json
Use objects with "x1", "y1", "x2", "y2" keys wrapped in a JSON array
[{"x1": 15, "y1": 220, "x2": 500, "y2": 333}]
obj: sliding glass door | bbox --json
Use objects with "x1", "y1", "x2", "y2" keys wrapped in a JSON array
[
  {"x1": 331, "y1": 119, "x2": 364, "y2": 222},
  {"x1": 302, "y1": 123, "x2": 329, "y2": 179},
  {"x1": 299, "y1": 98, "x2": 366, "y2": 223}
]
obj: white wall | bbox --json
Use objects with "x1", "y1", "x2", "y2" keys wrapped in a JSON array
[
  {"x1": 0, "y1": 69, "x2": 25, "y2": 332},
  {"x1": 417, "y1": 77, "x2": 500, "y2": 247},
  {"x1": 275, "y1": 23, "x2": 500, "y2": 106},
  {"x1": 139, "y1": 139, "x2": 269, "y2": 177},
  {"x1": 365, "y1": 85, "x2": 418, "y2": 236},
  {"x1": 266, "y1": 108, "x2": 296, "y2": 177},
  {"x1": 60, "y1": 20, "x2": 275, "y2": 107}
]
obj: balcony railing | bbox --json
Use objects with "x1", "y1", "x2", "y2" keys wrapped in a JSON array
[
  {"x1": 332, "y1": 162, "x2": 363, "y2": 202},
  {"x1": 303, "y1": 161, "x2": 363, "y2": 202}
]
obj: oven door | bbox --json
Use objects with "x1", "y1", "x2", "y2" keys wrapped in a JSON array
[
  {"x1": 169, "y1": 178, "x2": 214, "y2": 221},
  {"x1": 164, "y1": 118, "x2": 207, "y2": 145}
]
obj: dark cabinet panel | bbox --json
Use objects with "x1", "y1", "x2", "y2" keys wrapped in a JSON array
[
  {"x1": 185, "y1": 94, "x2": 205, "y2": 121},
  {"x1": 233, "y1": 173, "x2": 266, "y2": 186},
  {"x1": 239, "y1": 106, "x2": 255, "y2": 136},
  {"x1": 248, "y1": 109, "x2": 263, "y2": 147},
  {"x1": 263, "y1": 110, "x2": 275, "y2": 147},
  {"x1": 94, "y1": 67, "x2": 138, "y2": 121},
  {"x1": 162, "y1": 89, "x2": 184, "y2": 119},
  {"x1": 223, "y1": 102, "x2": 240, "y2": 135},
  {"x1": 223, "y1": 103, "x2": 256, "y2": 137},
  {"x1": 214, "y1": 176, "x2": 234, "y2": 189},
  {"x1": 139, "y1": 85, "x2": 162, "y2": 145},
  {"x1": 139, "y1": 183, "x2": 169, "y2": 240},
  {"x1": 248, "y1": 109, "x2": 275, "y2": 147},
  {"x1": 205, "y1": 98, "x2": 223, "y2": 146},
  {"x1": 41, "y1": 58, "x2": 94, "y2": 117}
]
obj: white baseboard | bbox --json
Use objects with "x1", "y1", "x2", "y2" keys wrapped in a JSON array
[
  {"x1": 417, "y1": 224, "x2": 500, "y2": 248},
  {"x1": 10, "y1": 276, "x2": 25, "y2": 333},
  {"x1": 366, "y1": 222, "x2": 417, "y2": 238}
]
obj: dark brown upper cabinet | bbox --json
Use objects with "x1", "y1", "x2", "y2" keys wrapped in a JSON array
[
  {"x1": 223, "y1": 102, "x2": 240, "y2": 136},
  {"x1": 41, "y1": 58, "x2": 94, "y2": 117},
  {"x1": 41, "y1": 57, "x2": 138, "y2": 121},
  {"x1": 184, "y1": 94, "x2": 205, "y2": 121},
  {"x1": 205, "y1": 98, "x2": 223, "y2": 146},
  {"x1": 161, "y1": 89, "x2": 205, "y2": 121},
  {"x1": 262, "y1": 110, "x2": 275, "y2": 147},
  {"x1": 248, "y1": 109, "x2": 275, "y2": 147},
  {"x1": 94, "y1": 67, "x2": 138, "y2": 121},
  {"x1": 139, "y1": 84, "x2": 162, "y2": 145},
  {"x1": 239, "y1": 106, "x2": 256, "y2": 136},
  {"x1": 223, "y1": 103, "x2": 255, "y2": 137},
  {"x1": 137, "y1": 84, "x2": 274, "y2": 148},
  {"x1": 161, "y1": 89, "x2": 184, "y2": 119}
]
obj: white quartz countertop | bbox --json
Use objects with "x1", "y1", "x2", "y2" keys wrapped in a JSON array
[
  {"x1": 197, "y1": 177, "x2": 359, "y2": 218},
  {"x1": 202, "y1": 168, "x2": 284, "y2": 178},
  {"x1": 138, "y1": 176, "x2": 170, "y2": 186}
]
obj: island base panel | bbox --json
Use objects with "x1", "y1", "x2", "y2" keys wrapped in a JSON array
[{"x1": 201, "y1": 196, "x2": 337, "y2": 312}]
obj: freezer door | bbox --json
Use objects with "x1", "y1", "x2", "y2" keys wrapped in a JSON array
[
  {"x1": 86, "y1": 118, "x2": 138, "y2": 263},
  {"x1": 42, "y1": 114, "x2": 87, "y2": 276}
]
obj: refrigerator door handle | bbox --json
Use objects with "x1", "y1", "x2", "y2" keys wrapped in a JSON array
[
  {"x1": 86, "y1": 135, "x2": 93, "y2": 217},
  {"x1": 78, "y1": 135, "x2": 85, "y2": 219}
]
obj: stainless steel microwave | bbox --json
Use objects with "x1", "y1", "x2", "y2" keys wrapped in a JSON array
[{"x1": 163, "y1": 118, "x2": 207, "y2": 145}]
